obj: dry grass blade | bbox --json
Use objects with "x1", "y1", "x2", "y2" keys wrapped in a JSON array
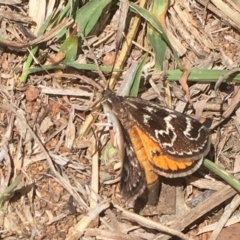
[
  {"x1": 116, "y1": 0, "x2": 129, "y2": 50},
  {"x1": 109, "y1": 0, "x2": 148, "y2": 88},
  {"x1": 104, "y1": 209, "x2": 125, "y2": 233},
  {"x1": 0, "y1": 18, "x2": 73, "y2": 50},
  {"x1": 178, "y1": 70, "x2": 192, "y2": 103},
  {"x1": 169, "y1": 3, "x2": 207, "y2": 58},
  {"x1": 211, "y1": 0, "x2": 240, "y2": 27},
  {"x1": 187, "y1": 176, "x2": 226, "y2": 191}
]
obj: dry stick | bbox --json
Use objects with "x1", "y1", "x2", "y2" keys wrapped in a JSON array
[
  {"x1": 109, "y1": 0, "x2": 148, "y2": 89},
  {"x1": 40, "y1": 86, "x2": 93, "y2": 97},
  {"x1": 209, "y1": 194, "x2": 240, "y2": 240},
  {"x1": 113, "y1": 203, "x2": 193, "y2": 240},
  {"x1": 1, "y1": 93, "x2": 87, "y2": 208},
  {"x1": 222, "y1": 87, "x2": 240, "y2": 119},
  {"x1": 160, "y1": 185, "x2": 237, "y2": 240},
  {"x1": 106, "y1": 209, "x2": 123, "y2": 230}
]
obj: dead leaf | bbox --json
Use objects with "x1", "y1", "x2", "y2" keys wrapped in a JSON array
[
  {"x1": 25, "y1": 87, "x2": 40, "y2": 101},
  {"x1": 102, "y1": 52, "x2": 117, "y2": 66},
  {"x1": 60, "y1": 146, "x2": 71, "y2": 153},
  {"x1": 49, "y1": 102, "x2": 61, "y2": 115},
  {"x1": 48, "y1": 139, "x2": 58, "y2": 149},
  {"x1": 39, "y1": 116, "x2": 54, "y2": 133},
  {"x1": 47, "y1": 52, "x2": 66, "y2": 65}
]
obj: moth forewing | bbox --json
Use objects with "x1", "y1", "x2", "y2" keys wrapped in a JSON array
[{"x1": 124, "y1": 96, "x2": 210, "y2": 161}]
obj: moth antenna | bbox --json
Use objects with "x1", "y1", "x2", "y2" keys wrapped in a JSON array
[{"x1": 79, "y1": 32, "x2": 106, "y2": 92}]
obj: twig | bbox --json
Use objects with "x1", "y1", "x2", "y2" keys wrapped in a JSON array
[{"x1": 113, "y1": 203, "x2": 193, "y2": 240}]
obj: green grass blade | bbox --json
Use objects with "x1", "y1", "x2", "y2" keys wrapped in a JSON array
[
  {"x1": 60, "y1": 35, "x2": 79, "y2": 62},
  {"x1": 0, "y1": 175, "x2": 22, "y2": 208},
  {"x1": 22, "y1": 62, "x2": 114, "y2": 75},
  {"x1": 147, "y1": 0, "x2": 168, "y2": 70},
  {"x1": 74, "y1": 0, "x2": 112, "y2": 37},
  {"x1": 168, "y1": 69, "x2": 240, "y2": 82},
  {"x1": 130, "y1": 2, "x2": 181, "y2": 66},
  {"x1": 204, "y1": 159, "x2": 240, "y2": 193},
  {"x1": 129, "y1": 54, "x2": 148, "y2": 97},
  {"x1": 19, "y1": 12, "x2": 55, "y2": 83}
]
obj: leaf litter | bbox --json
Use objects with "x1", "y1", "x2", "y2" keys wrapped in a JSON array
[{"x1": 0, "y1": 0, "x2": 240, "y2": 240}]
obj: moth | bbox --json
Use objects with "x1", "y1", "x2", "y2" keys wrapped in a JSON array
[{"x1": 104, "y1": 90, "x2": 210, "y2": 201}]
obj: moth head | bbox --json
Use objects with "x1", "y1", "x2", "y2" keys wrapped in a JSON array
[{"x1": 111, "y1": 102, "x2": 128, "y2": 121}]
